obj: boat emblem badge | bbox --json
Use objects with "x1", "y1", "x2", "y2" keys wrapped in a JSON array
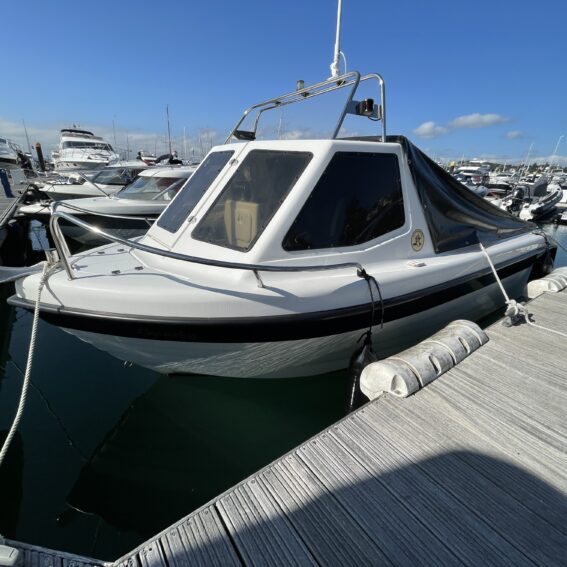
[{"x1": 411, "y1": 229, "x2": 425, "y2": 251}]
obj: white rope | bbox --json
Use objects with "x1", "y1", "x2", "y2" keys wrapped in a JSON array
[
  {"x1": 479, "y1": 243, "x2": 510, "y2": 302},
  {"x1": 525, "y1": 314, "x2": 567, "y2": 339},
  {"x1": 0, "y1": 262, "x2": 49, "y2": 468},
  {"x1": 479, "y1": 243, "x2": 567, "y2": 339}
]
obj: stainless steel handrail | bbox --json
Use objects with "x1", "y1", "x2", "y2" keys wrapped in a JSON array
[
  {"x1": 225, "y1": 70, "x2": 386, "y2": 144},
  {"x1": 50, "y1": 200, "x2": 156, "y2": 222},
  {"x1": 49, "y1": 207, "x2": 364, "y2": 283}
]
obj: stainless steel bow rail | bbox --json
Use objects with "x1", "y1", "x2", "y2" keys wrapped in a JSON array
[
  {"x1": 48, "y1": 205, "x2": 365, "y2": 285},
  {"x1": 225, "y1": 71, "x2": 387, "y2": 143},
  {"x1": 51, "y1": 200, "x2": 155, "y2": 224}
]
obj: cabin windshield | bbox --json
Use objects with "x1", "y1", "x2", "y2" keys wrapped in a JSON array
[
  {"x1": 92, "y1": 168, "x2": 142, "y2": 185},
  {"x1": 119, "y1": 176, "x2": 189, "y2": 201},
  {"x1": 157, "y1": 150, "x2": 235, "y2": 233},
  {"x1": 192, "y1": 149, "x2": 313, "y2": 251},
  {"x1": 62, "y1": 141, "x2": 113, "y2": 151}
]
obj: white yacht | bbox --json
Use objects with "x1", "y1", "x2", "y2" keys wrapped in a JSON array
[
  {"x1": 10, "y1": 72, "x2": 554, "y2": 378},
  {"x1": 488, "y1": 171, "x2": 517, "y2": 189},
  {"x1": 52, "y1": 128, "x2": 119, "y2": 172},
  {"x1": 0, "y1": 137, "x2": 23, "y2": 170}
]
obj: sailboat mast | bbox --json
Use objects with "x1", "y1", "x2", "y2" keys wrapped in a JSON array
[
  {"x1": 166, "y1": 104, "x2": 173, "y2": 156},
  {"x1": 22, "y1": 119, "x2": 32, "y2": 155}
]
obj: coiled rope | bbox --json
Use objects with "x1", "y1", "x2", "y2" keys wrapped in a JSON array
[
  {"x1": 479, "y1": 242, "x2": 567, "y2": 339},
  {"x1": 0, "y1": 261, "x2": 50, "y2": 468}
]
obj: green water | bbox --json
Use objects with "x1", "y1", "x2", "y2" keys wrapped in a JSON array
[{"x1": 0, "y1": 223, "x2": 566, "y2": 560}]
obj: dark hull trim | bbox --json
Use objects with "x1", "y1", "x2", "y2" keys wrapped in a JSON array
[
  {"x1": 0, "y1": 157, "x2": 19, "y2": 168},
  {"x1": 8, "y1": 250, "x2": 543, "y2": 343}
]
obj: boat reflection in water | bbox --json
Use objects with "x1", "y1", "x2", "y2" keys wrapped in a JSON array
[
  {"x1": 0, "y1": 284, "x2": 22, "y2": 539},
  {"x1": 67, "y1": 371, "x2": 347, "y2": 537}
]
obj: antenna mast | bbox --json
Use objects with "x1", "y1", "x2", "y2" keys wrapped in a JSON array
[
  {"x1": 166, "y1": 104, "x2": 173, "y2": 156},
  {"x1": 329, "y1": 0, "x2": 343, "y2": 78}
]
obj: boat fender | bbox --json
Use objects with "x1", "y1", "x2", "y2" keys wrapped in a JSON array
[
  {"x1": 360, "y1": 320, "x2": 487, "y2": 401},
  {"x1": 346, "y1": 332, "x2": 377, "y2": 413},
  {"x1": 526, "y1": 271, "x2": 567, "y2": 299}
]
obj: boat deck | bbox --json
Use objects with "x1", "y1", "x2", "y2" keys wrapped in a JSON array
[{"x1": 7, "y1": 289, "x2": 567, "y2": 566}]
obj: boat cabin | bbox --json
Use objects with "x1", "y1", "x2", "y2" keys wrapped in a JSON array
[{"x1": 142, "y1": 71, "x2": 529, "y2": 270}]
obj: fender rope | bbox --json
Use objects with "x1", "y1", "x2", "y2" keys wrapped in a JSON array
[{"x1": 479, "y1": 242, "x2": 567, "y2": 339}]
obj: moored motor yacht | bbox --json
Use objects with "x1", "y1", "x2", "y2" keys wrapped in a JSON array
[
  {"x1": 44, "y1": 166, "x2": 195, "y2": 245},
  {"x1": 52, "y1": 128, "x2": 120, "y2": 172},
  {"x1": 10, "y1": 72, "x2": 555, "y2": 378}
]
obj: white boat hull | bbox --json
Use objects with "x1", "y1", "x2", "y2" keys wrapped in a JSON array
[{"x1": 63, "y1": 268, "x2": 529, "y2": 378}]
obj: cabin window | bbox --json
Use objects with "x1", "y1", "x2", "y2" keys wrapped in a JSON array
[
  {"x1": 157, "y1": 150, "x2": 234, "y2": 233},
  {"x1": 282, "y1": 152, "x2": 404, "y2": 251},
  {"x1": 192, "y1": 150, "x2": 312, "y2": 251}
]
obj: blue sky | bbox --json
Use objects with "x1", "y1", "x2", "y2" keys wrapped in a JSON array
[{"x1": 2, "y1": 0, "x2": 566, "y2": 163}]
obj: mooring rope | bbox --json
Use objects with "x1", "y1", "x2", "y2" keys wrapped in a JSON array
[
  {"x1": 0, "y1": 262, "x2": 50, "y2": 468},
  {"x1": 479, "y1": 242, "x2": 567, "y2": 339}
]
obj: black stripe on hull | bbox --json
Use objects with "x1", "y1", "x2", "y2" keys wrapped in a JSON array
[{"x1": 8, "y1": 251, "x2": 542, "y2": 343}]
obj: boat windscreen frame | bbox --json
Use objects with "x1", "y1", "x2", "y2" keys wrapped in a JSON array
[{"x1": 225, "y1": 71, "x2": 386, "y2": 144}]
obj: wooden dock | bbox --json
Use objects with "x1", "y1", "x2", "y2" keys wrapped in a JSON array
[{"x1": 7, "y1": 288, "x2": 567, "y2": 566}]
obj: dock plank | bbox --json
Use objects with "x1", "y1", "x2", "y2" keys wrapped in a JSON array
[
  {"x1": 136, "y1": 542, "x2": 167, "y2": 567},
  {"x1": 297, "y1": 431, "x2": 459, "y2": 565},
  {"x1": 334, "y1": 416, "x2": 528, "y2": 565},
  {"x1": 353, "y1": 402, "x2": 567, "y2": 565},
  {"x1": 258, "y1": 453, "x2": 388, "y2": 565},
  {"x1": 160, "y1": 505, "x2": 240, "y2": 567},
  {"x1": 6, "y1": 541, "x2": 103, "y2": 567},
  {"x1": 216, "y1": 479, "x2": 317, "y2": 566},
  {"x1": 378, "y1": 389, "x2": 567, "y2": 535}
]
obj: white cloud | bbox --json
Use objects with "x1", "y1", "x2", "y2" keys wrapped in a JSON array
[
  {"x1": 448, "y1": 113, "x2": 509, "y2": 129},
  {"x1": 280, "y1": 128, "x2": 314, "y2": 140},
  {"x1": 412, "y1": 121, "x2": 448, "y2": 139},
  {"x1": 532, "y1": 154, "x2": 567, "y2": 166},
  {"x1": 505, "y1": 130, "x2": 525, "y2": 140}
]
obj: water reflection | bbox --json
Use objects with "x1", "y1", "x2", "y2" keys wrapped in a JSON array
[
  {"x1": 0, "y1": 284, "x2": 21, "y2": 538},
  {"x1": 67, "y1": 372, "x2": 348, "y2": 538}
]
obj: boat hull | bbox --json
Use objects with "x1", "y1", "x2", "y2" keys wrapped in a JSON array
[{"x1": 23, "y1": 265, "x2": 531, "y2": 378}]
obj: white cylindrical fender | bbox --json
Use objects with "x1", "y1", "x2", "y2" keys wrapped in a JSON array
[{"x1": 360, "y1": 320, "x2": 488, "y2": 401}]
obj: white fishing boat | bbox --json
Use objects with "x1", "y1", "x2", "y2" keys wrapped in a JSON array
[
  {"x1": 52, "y1": 128, "x2": 119, "y2": 172},
  {"x1": 9, "y1": 71, "x2": 554, "y2": 378},
  {"x1": 30, "y1": 166, "x2": 196, "y2": 245}
]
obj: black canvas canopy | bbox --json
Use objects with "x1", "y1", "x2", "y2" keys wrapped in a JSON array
[{"x1": 344, "y1": 135, "x2": 535, "y2": 253}]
